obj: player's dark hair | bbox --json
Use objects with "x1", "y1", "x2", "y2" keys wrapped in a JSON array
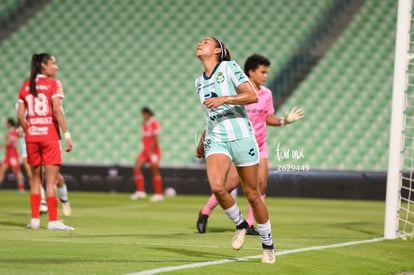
[
  {"x1": 30, "y1": 53, "x2": 52, "y2": 97},
  {"x1": 212, "y1": 37, "x2": 231, "y2": 62},
  {"x1": 7, "y1": 118, "x2": 16, "y2": 127},
  {"x1": 244, "y1": 54, "x2": 271, "y2": 76},
  {"x1": 142, "y1": 106, "x2": 154, "y2": 116}
]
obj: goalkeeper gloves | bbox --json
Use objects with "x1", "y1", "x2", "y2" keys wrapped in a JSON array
[{"x1": 284, "y1": 106, "x2": 304, "y2": 124}]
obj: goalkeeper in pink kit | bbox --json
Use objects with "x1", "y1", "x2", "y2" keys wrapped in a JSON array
[{"x1": 196, "y1": 54, "x2": 304, "y2": 234}]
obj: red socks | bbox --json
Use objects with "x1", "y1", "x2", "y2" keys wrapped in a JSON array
[
  {"x1": 134, "y1": 171, "x2": 163, "y2": 194},
  {"x1": 47, "y1": 197, "x2": 58, "y2": 222},
  {"x1": 30, "y1": 194, "x2": 41, "y2": 219},
  {"x1": 134, "y1": 171, "x2": 145, "y2": 192},
  {"x1": 153, "y1": 175, "x2": 163, "y2": 195}
]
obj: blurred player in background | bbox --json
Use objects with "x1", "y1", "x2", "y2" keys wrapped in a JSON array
[
  {"x1": 17, "y1": 53, "x2": 74, "y2": 230},
  {"x1": 195, "y1": 37, "x2": 275, "y2": 264},
  {"x1": 0, "y1": 118, "x2": 25, "y2": 192},
  {"x1": 196, "y1": 54, "x2": 304, "y2": 234},
  {"x1": 130, "y1": 107, "x2": 164, "y2": 202}
]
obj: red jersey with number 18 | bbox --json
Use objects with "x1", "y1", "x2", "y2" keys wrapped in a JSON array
[{"x1": 17, "y1": 75, "x2": 63, "y2": 142}]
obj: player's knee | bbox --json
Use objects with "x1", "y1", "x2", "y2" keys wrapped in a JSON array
[
  {"x1": 211, "y1": 185, "x2": 227, "y2": 198},
  {"x1": 245, "y1": 192, "x2": 262, "y2": 207}
]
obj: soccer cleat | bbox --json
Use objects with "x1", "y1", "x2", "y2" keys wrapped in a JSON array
[
  {"x1": 39, "y1": 204, "x2": 48, "y2": 215},
  {"x1": 130, "y1": 191, "x2": 147, "y2": 200},
  {"x1": 61, "y1": 201, "x2": 72, "y2": 216},
  {"x1": 231, "y1": 221, "x2": 248, "y2": 250},
  {"x1": 26, "y1": 218, "x2": 40, "y2": 229},
  {"x1": 47, "y1": 220, "x2": 75, "y2": 231},
  {"x1": 150, "y1": 194, "x2": 164, "y2": 202},
  {"x1": 196, "y1": 211, "x2": 209, "y2": 233},
  {"x1": 261, "y1": 248, "x2": 276, "y2": 264},
  {"x1": 246, "y1": 225, "x2": 260, "y2": 236}
]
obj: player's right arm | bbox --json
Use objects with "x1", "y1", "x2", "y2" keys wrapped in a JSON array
[{"x1": 17, "y1": 101, "x2": 26, "y2": 129}]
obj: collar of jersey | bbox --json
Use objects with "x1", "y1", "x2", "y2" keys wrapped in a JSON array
[{"x1": 203, "y1": 61, "x2": 222, "y2": 80}]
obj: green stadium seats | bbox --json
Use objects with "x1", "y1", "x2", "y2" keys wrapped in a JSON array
[{"x1": 0, "y1": 0, "x2": 396, "y2": 171}]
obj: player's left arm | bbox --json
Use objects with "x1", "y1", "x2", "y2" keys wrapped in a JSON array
[
  {"x1": 203, "y1": 81, "x2": 258, "y2": 109},
  {"x1": 266, "y1": 106, "x2": 305, "y2": 126},
  {"x1": 52, "y1": 96, "x2": 72, "y2": 152},
  {"x1": 149, "y1": 134, "x2": 159, "y2": 154}
]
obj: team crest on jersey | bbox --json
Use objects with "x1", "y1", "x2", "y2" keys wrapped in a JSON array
[{"x1": 217, "y1": 72, "x2": 225, "y2": 83}]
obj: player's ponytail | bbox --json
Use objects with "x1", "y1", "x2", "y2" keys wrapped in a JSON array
[
  {"x1": 213, "y1": 37, "x2": 231, "y2": 62},
  {"x1": 29, "y1": 53, "x2": 51, "y2": 97}
]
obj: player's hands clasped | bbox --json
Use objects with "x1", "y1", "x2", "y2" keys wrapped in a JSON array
[{"x1": 285, "y1": 106, "x2": 304, "y2": 123}]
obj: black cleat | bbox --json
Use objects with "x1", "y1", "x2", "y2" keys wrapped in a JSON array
[
  {"x1": 197, "y1": 211, "x2": 209, "y2": 233},
  {"x1": 246, "y1": 225, "x2": 260, "y2": 236}
]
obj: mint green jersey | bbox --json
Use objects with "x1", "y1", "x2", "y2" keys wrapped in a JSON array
[{"x1": 195, "y1": 61, "x2": 255, "y2": 142}]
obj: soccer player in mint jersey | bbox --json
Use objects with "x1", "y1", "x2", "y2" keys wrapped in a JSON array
[
  {"x1": 195, "y1": 37, "x2": 276, "y2": 264},
  {"x1": 197, "y1": 54, "x2": 304, "y2": 235},
  {"x1": 17, "y1": 53, "x2": 74, "y2": 231}
]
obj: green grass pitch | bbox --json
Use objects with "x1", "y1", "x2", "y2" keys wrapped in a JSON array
[{"x1": 0, "y1": 190, "x2": 413, "y2": 274}]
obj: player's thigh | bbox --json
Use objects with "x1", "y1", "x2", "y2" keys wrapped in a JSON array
[
  {"x1": 0, "y1": 162, "x2": 8, "y2": 175},
  {"x1": 148, "y1": 150, "x2": 161, "y2": 167},
  {"x1": 26, "y1": 142, "x2": 42, "y2": 166},
  {"x1": 258, "y1": 157, "x2": 269, "y2": 194},
  {"x1": 41, "y1": 140, "x2": 62, "y2": 165},
  {"x1": 224, "y1": 164, "x2": 240, "y2": 192},
  {"x1": 205, "y1": 152, "x2": 232, "y2": 191}
]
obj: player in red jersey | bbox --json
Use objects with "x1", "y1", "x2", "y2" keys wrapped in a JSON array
[
  {"x1": 130, "y1": 107, "x2": 164, "y2": 202},
  {"x1": 17, "y1": 53, "x2": 74, "y2": 230},
  {"x1": 0, "y1": 118, "x2": 25, "y2": 192}
]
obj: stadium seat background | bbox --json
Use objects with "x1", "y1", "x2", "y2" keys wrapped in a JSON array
[
  {"x1": 0, "y1": 0, "x2": 397, "y2": 171},
  {"x1": 268, "y1": 0, "x2": 396, "y2": 171}
]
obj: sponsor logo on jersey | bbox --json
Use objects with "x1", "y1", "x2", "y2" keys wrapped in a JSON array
[
  {"x1": 28, "y1": 126, "x2": 48, "y2": 136},
  {"x1": 204, "y1": 92, "x2": 218, "y2": 99},
  {"x1": 235, "y1": 71, "x2": 246, "y2": 81},
  {"x1": 209, "y1": 110, "x2": 234, "y2": 121}
]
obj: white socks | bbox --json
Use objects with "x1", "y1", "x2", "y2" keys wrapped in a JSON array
[
  {"x1": 257, "y1": 220, "x2": 273, "y2": 247},
  {"x1": 57, "y1": 184, "x2": 69, "y2": 202},
  {"x1": 223, "y1": 203, "x2": 244, "y2": 226}
]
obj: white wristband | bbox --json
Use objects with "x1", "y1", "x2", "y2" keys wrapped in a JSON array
[
  {"x1": 280, "y1": 118, "x2": 285, "y2": 127},
  {"x1": 64, "y1": 132, "x2": 71, "y2": 139}
]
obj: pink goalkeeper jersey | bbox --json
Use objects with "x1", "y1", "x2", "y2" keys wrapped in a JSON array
[{"x1": 246, "y1": 85, "x2": 274, "y2": 157}]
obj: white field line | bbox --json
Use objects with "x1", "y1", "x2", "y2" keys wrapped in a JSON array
[{"x1": 126, "y1": 237, "x2": 385, "y2": 275}]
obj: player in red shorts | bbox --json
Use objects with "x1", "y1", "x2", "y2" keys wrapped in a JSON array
[
  {"x1": 0, "y1": 118, "x2": 25, "y2": 192},
  {"x1": 17, "y1": 53, "x2": 74, "y2": 230},
  {"x1": 130, "y1": 107, "x2": 164, "y2": 202}
]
